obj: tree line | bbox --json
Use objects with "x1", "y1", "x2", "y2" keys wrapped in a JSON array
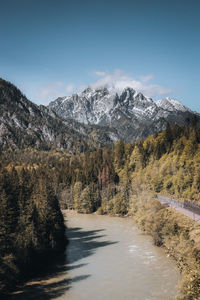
[{"x1": 1, "y1": 124, "x2": 200, "y2": 216}]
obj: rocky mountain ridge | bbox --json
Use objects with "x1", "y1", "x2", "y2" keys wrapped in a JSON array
[
  {"x1": 48, "y1": 87, "x2": 200, "y2": 142},
  {"x1": 0, "y1": 77, "x2": 199, "y2": 151},
  {"x1": 0, "y1": 78, "x2": 117, "y2": 151}
]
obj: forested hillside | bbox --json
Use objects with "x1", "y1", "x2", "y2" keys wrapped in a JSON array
[
  {"x1": 1, "y1": 124, "x2": 200, "y2": 298},
  {"x1": 2, "y1": 123, "x2": 198, "y2": 212}
]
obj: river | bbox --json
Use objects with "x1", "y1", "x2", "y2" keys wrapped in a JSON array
[{"x1": 10, "y1": 210, "x2": 179, "y2": 300}]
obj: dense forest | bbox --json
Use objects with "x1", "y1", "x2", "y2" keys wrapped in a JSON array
[
  {"x1": 0, "y1": 123, "x2": 200, "y2": 299},
  {"x1": 0, "y1": 166, "x2": 66, "y2": 296}
]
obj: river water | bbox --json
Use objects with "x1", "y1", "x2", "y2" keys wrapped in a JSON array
[{"x1": 10, "y1": 210, "x2": 179, "y2": 300}]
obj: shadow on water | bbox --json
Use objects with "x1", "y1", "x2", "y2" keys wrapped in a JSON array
[
  {"x1": 67, "y1": 227, "x2": 117, "y2": 264},
  {"x1": 7, "y1": 226, "x2": 118, "y2": 300}
]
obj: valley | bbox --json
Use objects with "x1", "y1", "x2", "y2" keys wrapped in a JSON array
[{"x1": 0, "y1": 79, "x2": 200, "y2": 299}]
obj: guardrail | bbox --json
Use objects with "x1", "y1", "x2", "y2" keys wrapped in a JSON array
[{"x1": 157, "y1": 195, "x2": 200, "y2": 219}]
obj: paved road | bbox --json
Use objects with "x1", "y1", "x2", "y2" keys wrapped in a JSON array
[{"x1": 157, "y1": 195, "x2": 200, "y2": 224}]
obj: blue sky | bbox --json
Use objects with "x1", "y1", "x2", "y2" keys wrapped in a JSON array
[{"x1": 0, "y1": 0, "x2": 200, "y2": 112}]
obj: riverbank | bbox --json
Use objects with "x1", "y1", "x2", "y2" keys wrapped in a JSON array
[
  {"x1": 63, "y1": 211, "x2": 179, "y2": 300},
  {"x1": 127, "y1": 191, "x2": 200, "y2": 300},
  {"x1": 67, "y1": 190, "x2": 200, "y2": 299}
]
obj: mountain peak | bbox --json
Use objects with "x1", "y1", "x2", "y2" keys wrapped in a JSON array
[
  {"x1": 83, "y1": 86, "x2": 93, "y2": 94},
  {"x1": 156, "y1": 98, "x2": 191, "y2": 113},
  {"x1": 48, "y1": 85, "x2": 200, "y2": 142},
  {"x1": 121, "y1": 87, "x2": 136, "y2": 97}
]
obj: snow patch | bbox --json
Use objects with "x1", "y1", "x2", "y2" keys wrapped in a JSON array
[{"x1": 156, "y1": 98, "x2": 191, "y2": 112}]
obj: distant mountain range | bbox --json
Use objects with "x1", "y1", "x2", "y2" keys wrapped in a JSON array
[
  {"x1": 0, "y1": 78, "x2": 199, "y2": 151},
  {"x1": 48, "y1": 86, "x2": 200, "y2": 142}
]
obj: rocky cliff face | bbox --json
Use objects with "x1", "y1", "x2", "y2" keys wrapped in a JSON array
[
  {"x1": 0, "y1": 79, "x2": 107, "y2": 151},
  {"x1": 48, "y1": 86, "x2": 200, "y2": 142}
]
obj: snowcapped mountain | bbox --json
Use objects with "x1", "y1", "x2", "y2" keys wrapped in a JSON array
[
  {"x1": 1, "y1": 77, "x2": 199, "y2": 150},
  {"x1": 0, "y1": 78, "x2": 118, "y2": 151},
  {"x1": 156, "y1": 97, "x2": 192, "y2": 113},
  {"x1": 48, "y1": 87, "x2": 199, "y2": 142},
  {"x1": 49, "y1": 87, "x2": 156, "y2": 125}
]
